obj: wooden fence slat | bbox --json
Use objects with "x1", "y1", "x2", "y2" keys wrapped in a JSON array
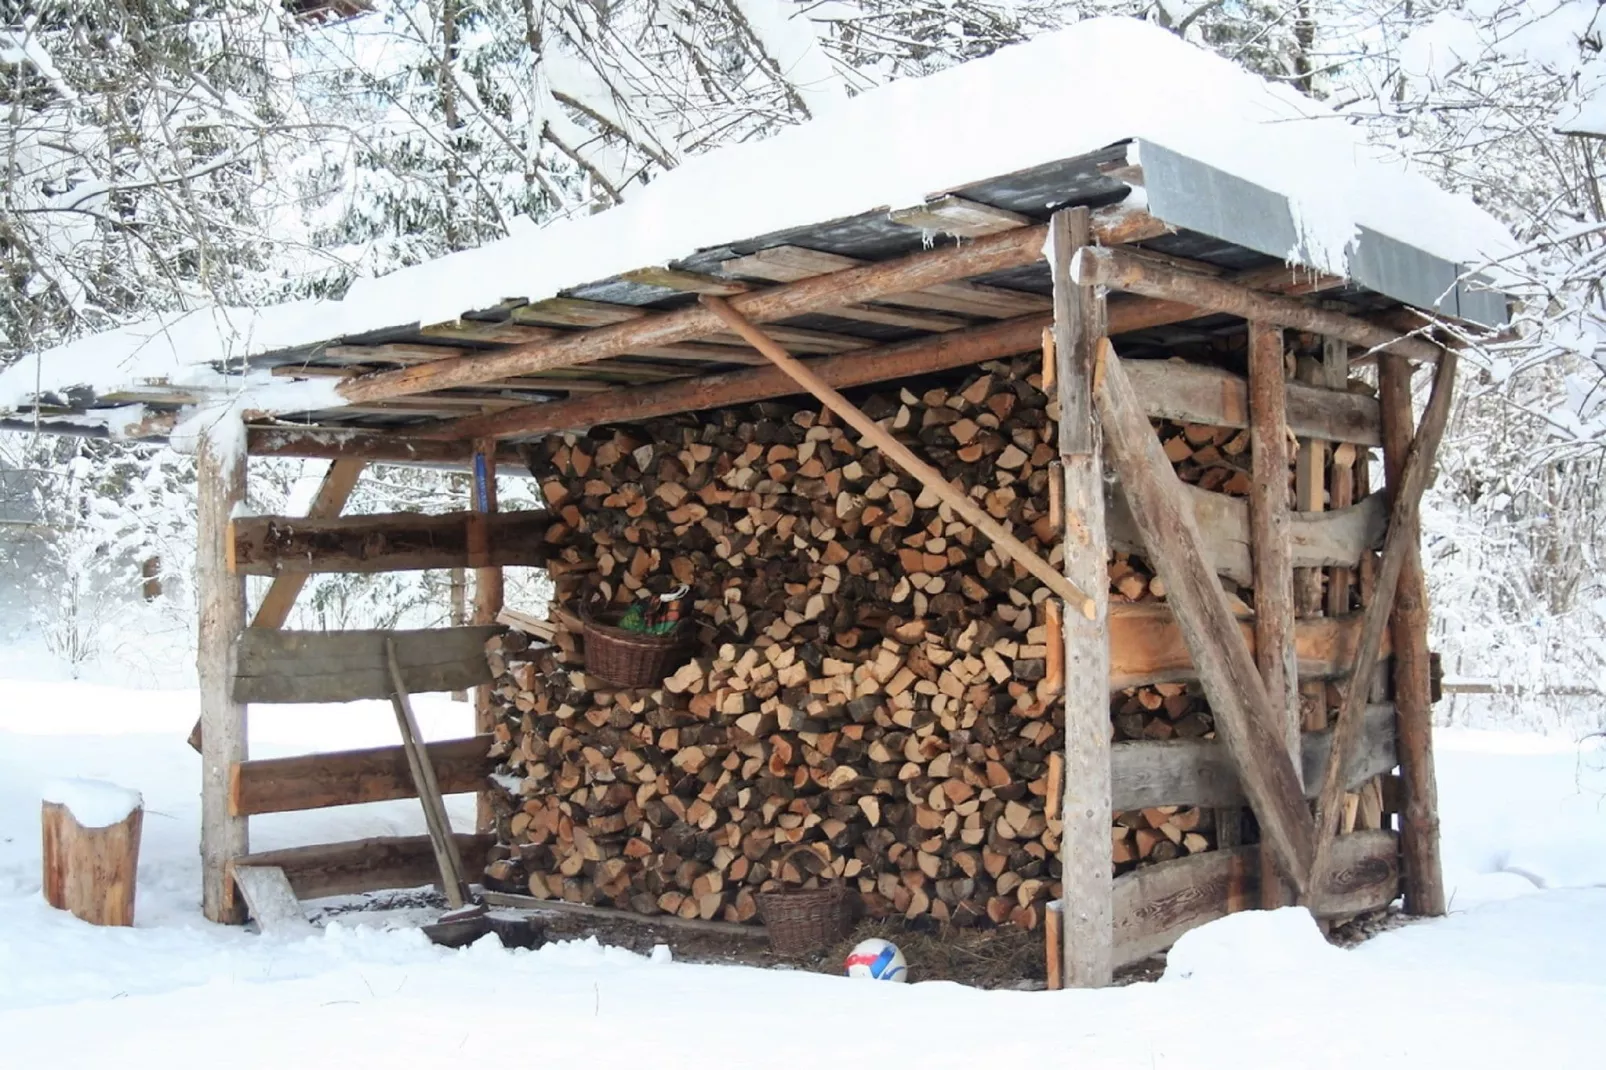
[
  {"x1": 1109, "y1": 603, "x2": 1389, "y2": 692},
  {"x1": 1111, "y1": 704, "x2": 1396, "y2": 812},
  {"x1": 229, "y1": 735, "x2": 495, "y2": 816},
  {"x1": 229, "y1": 833, "x2": 495, "y2": 901},
  {"x1": 229, "y1": 510, "x2": 551, "y2": 576},
  {"x1": 231, "y1": 626, "x2": 498, "y2": 703},
  {"x1": 1113, "y1": 830, "x2": 1400, "y2": 967}
]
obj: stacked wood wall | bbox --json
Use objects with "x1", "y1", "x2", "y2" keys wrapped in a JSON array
[{"x1": 481, "y1": 337, "x2": 1403, "y2": 936}]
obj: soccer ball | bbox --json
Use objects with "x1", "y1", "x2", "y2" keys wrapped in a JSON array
[{"x1": 844, "y1": 937, "x2": 908, "y2": 982}]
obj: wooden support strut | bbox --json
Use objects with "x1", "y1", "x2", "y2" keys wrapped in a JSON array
[
  {"x1": 1070, "y1": 246, "x2": 1443, "y2": 365},
  {"x1": 1308, "y1": 351, "x2": 1457, "y2": 907},
  {"x1": 1092, "y1": 339, "x2": 1316, "y2": 896},
  {"x1": 385, "y1": 638, "x2": 469, "y2": 910},
  {"x1": 1049, "y1": 206, "x2": 1113, "y2": 988},
  {"x1": 1247, "y1": 321, "x2": 1300, "y2": 909},
  {"x1": 1379, "y1": 355, "x2": 1448, "y2": 916},
  {"x1": 336, "y1": 208, "x2": 1167, "y2": 405},
  {"x1": 252, "y1": 459, "x2": 365, "y2": 626},
  {"x1": 698, "y1": 296, "x2": 1098, "y2": 620}
]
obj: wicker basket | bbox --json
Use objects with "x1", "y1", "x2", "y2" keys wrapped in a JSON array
[
  {"x1": 579, "y1": 607, "x2": 689, "y2": 688},
  {"x1": 756, "y1": 847, "x2": 853, "y2": 956}
]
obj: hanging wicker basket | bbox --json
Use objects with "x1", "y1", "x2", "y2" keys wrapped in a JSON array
[
  {"x1": 579, "y1": 606, "x2": 690, "y2": 689},
  {"x1": 756, "y1": 846, "x2": 853, "y2": 956}
]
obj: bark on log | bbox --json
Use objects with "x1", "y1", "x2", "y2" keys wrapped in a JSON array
[{"x1": 246, "y1": 427, "x2": 525, "y2": 470}]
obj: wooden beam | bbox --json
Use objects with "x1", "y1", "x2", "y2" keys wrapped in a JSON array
[
  {"x1": 1107, "y1": 484, "x2": 1386, "y2": 586},
  {"x1": 1072, "y1": 246, "x2": 1443, "y2": 364},
  {"x1": 230, "y1": 833, "x2": 495, "y2": 901},
  {"x1": 430, "y1": 286, "x2": 1223, "y2": 444},
  {"x1": 1308, "y1": 351, "x2": 1457, "y2": 907},
  {"x1": 1112, "y1": 704, "x2": 1396, "y2": 812},
  {"x1": 1375, "y1": 355, "x2": 1448, "y2": 916},
  {"x1": 337, "y1": 208, "x2": 1165, "y2": 404},
  {"x1": 229, "y1": 735, "x2": 495, "y2": 816},
  {"x1": 1113, "y1": 831, "x2": 1399, "y2": 967},
  {"x1": 1126, "y1": 358, "x2": 1381, "y2": 446},
  {"x1": 198, "y1": 425, "x2": 248, "y2": 924},
  {"x1": 1050, "y1": 207, "x2": 1114, "y2": 989},
  {"x1": 1248, "y1": 321, "x2": 1300, "y2": 909},
  {"x1": 229, "y1": 509, "x2": 551, "y2": 576},
  {"x1": 1110, "y1": 602, "x2": 1387, "y2": 691},
  {"x1": 232, "y1": 626, "x2": 498, "y2": 704},
  {"x1": 1094, "y1": 340, "x2": 1315, "y2": 896},
  {"x1": 246, "y1": 427, "x2": 526, "y2": 470},
  {"x1": 251, "y1": 460, "x2": 365, "y2": 627},
  {"x1": 700, "y1": 295, "x2": 1097, "y2": 619}
]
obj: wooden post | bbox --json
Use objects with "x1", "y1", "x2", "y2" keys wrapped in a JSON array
[
  {"x1": 42, "y1": 786, "x2": 143, "y2": 927},
  {"x1": 1248, "y1": 321, "x2": 1300, "y2": 909},
  {"x1": 1050, "y1": 207, "x2": 1113, "y2": 987},
  {"x1": 470, "y1": 438, "x2": 503, "y2": 834},
  {"x1": 198, "y1": 426, "x2": 248, "y2": 923},
  {"x1": 1378, "y1": 355, "x2": 1448, "y2": 916},
  {"x1": 1308, "y1": 351, "x2": 1456, "y2": 905},
  {"x1": 1093, "y1": 340, "x2": 1315, "y2": 895}
]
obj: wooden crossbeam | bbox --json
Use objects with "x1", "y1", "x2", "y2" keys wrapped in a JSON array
[
  {"x1": 1094, "y1": 339, "x2": 1316, "y2": 895},
  {"x1": 245, "y1": 427, "x2": 526, "y2": 469},
  {"x1": 231, "y1": 833, "x2": 495, "y2": 901},
  {"x1": 1108, "y1": 603, "x2": 1388, "y2": 692},
  {"x1": 232, "y1": 626, "x2": 498, "y2": 704},
  {"x1": 1072, "y1": 246, "x2": 1442, "y2": 364},
  {"x1": 334, "y1": 207, "x2": 1165, "y2": 405},
  {"x1": 1307, "y1": 350, "x2": 1457, "y2": 907},
  {"x1": 229, "y1": 735, "x2": 495, "y2": 816},
  {"x1": 229, "y1": 509, "x2": 551, "y2": 576},
  {"x1": 700, "y1": 295, "x2": 1097, "y2": 620}
]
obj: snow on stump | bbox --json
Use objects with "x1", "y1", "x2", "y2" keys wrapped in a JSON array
[{"x1": 41, "y1": 779, "x2": 144, "y2": 927}]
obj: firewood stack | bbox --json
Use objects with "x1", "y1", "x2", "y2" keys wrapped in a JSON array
[{"x1": 482, "y1": 355, "x2": 1249, "y2": 925}]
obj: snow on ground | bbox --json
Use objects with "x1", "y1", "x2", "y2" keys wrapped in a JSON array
[{"x1": 2, "y1": 678, "x2": 1603, "y2": 1068}]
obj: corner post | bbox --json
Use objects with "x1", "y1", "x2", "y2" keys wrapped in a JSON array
[
  {"x1": 470, "y1": 437, "x2": 504, "y2": 834},
  {"x1": 1247, "y1": 321, "x2": 1299, "y2": 907},
  {"x1": 1050, "y1": 207, "x2": 1113, "y2": 986},
  {"x1": 1377, "y1": 355, "x2": 1447, "y2": 915},
  {"x1": 198, "y1": 422, "x2": 248, "y2": 923}
]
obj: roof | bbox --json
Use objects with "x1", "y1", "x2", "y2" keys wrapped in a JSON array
[{"x1": 0, "y1": 16, "x2": 1515, "y2": 446}]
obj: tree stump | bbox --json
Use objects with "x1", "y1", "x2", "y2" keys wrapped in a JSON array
[{"x1": 41, "y1": 779, "x2": 144, "y2": 927}]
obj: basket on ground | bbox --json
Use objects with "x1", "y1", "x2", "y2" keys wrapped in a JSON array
[
  {"x1": 756, "y1": 847, "x2": 853, "y2": 955},
  {"x1": 579, "y1": 608, "x2": 689, "y2": 688}
]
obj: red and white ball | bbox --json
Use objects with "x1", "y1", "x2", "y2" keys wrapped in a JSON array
[{"x1": 844, "y1": 938, "x2": 908, "y2": 982}]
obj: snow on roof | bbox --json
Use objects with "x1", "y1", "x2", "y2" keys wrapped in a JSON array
[{"x1": 0, "y1": 16, "x2": 1515, "y2": 427}]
